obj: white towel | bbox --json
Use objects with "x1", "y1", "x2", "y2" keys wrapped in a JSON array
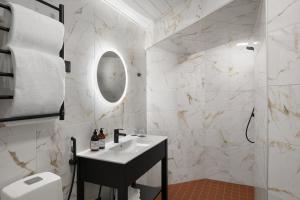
[
  {"x1": 0, "y1": 46, "x2": 65, "y2": 117},
  {"x1": 115, "y1": 187, "x2": 141, "y2": 200},
  {"x1": 5, "y1": 2, "x2": 64, "y2": 55},
  {"x1": 0, "y1": 2, "x2": 66, "y2": 123}
]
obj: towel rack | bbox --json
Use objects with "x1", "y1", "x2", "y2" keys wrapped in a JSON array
[{"x1": 0, "y1": 0, "x2": 70, "y2": 123}]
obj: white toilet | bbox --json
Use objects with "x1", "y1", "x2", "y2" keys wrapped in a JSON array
[{"x1": 1, "y1": 172, "x2": 63, "y2": 200}]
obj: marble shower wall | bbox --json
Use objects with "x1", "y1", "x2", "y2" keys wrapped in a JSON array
[
  {"x1": 0, "y1": 0, "x2": 146, "y2": 199},
  {"x1": 253, "y1": 0, "x2": 268, "y2": 199},
  {"x1": 203, "y1": 42, "x2": 255, "y2": 186},
  {"x1": 267, "y1": 0, "x2": 300, "y2": 200},
  {"x1": 146, "y1": 0, "x2": 233, "y2": 48},
  {"x1": 147, "y1": 41, "x2": 255, "y2": 186},
  {"x1": 153, "y1": 0, "x2": 260, "y2": 55},
  {"x1": 253, "y1": 0, "x2": 268, "y2": 200}
]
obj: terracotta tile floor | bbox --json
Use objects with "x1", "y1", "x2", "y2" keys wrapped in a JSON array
[{"x1": 155, "y1": 179, "x2": 254, "y2": 200}]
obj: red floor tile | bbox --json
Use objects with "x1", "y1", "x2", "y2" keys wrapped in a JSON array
[{"x1": 155, "y1": 179, "x2": 254, "y2": 200}]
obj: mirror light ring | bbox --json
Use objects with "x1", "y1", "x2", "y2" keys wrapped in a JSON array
[{"x1": 95, "y1": 48, "x2": 128, "y2": 107}]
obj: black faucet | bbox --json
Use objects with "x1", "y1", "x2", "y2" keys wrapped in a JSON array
[{"x1": 114, "y1": 129, "x2": 126, "y2": 143}]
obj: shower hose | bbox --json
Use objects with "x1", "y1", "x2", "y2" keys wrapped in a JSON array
[{"x1": 245, "y1": 107, "x2": 255, "y2": 144}]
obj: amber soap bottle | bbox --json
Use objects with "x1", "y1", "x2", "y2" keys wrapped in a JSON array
[
  {"x1": 98, "y1": 128, "x2": 106, "y2": 149},
  {"x1": 90, "y1": 129, "x2": 100, "y2": 151}
]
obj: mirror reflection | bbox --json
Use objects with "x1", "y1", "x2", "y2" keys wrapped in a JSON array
[{"x1": 97, "y1": 51, "x2": 127, "y2": 103}]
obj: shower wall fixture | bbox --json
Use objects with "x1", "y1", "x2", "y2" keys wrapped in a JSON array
[
  {"x1": 0, "y1": 0, "x2": 71, "y2": 123},
  {"x1": 245, "y1": 107, "x2": 255, "y2": 143}
]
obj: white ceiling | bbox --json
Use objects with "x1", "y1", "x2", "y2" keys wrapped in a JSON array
[{"x1": 121, "y1": 0, "x2": 184, "y2": 21}]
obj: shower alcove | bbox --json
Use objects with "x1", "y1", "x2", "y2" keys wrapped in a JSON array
[{"x1": 146, "y1": 0, "x2": 267, "y2": 200}]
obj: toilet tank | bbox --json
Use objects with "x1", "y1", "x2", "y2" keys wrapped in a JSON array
[{"x1": 1, "y1": 172, "x2": 63, "y2": 200}]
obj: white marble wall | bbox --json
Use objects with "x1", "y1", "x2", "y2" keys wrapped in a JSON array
[
  {"x1": 146, "y1": 0, "x2": 233, "y2": 48},
  {"x1": 0, "y1": 0, "x2": 146, "y2": 200},
  {"x1": 203, "y1": 42, "x2": 255, "y2": 186},
  {"x1": 267, "y1": 0, "x2": 300, "y2": 200},
  {"x1": 153, "y1": 0, "x2": 260, "y2": 55},
  {"x1": 253, "y1": 0, "x2": 268, "y2": 199},
  {"x1": 147, "y1": 41, "x2": 255, "y2": 186}
]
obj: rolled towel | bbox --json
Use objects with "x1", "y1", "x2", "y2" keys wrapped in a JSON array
[
  {"x1": 115, "y1": 187, "x2": 141, "y2": 200},
  {"x1": 0, "y1": 46, "x2": 65, "y2": 117},
  {"x1": 4, "y1": 2, "x2": 64, "y2": 55}
]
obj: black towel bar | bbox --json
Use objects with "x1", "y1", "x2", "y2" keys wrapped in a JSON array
[
  {"x1": 0, "y1": 72, "x2": 13, "y2": 77},
  {"x1": 0, "y1": 95, "x2": 13, "y2": 99},
  {"x1": 0, "y1": 112, "x2": 61, "y2": 122},
  {"x1": 36, "y1": 0, "x2": 60, "y2": 11},
  {"x1": 0, "y1": 2, "x2": 11, "y2": 11},
  {"x1": 0, "y1": 1, "x2": 60, "y2": 11},
  {"x1": 0, "y1": 49, "x2": 11, "y2": 54},
  {"x1": 0, "y1": 26, "x2": 9, "y2": 32}
]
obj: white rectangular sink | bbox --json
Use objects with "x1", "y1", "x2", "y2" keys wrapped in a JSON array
[{"x1": 77, "y1": 135, "x2": 167, "y2": 164}]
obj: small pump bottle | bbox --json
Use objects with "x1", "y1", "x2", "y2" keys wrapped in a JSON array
[
  {"x1": 98, "y1": 128, "x2": 106, "y2": 149},
  {"x1": 90, "y1": 129, "x2": 99, "y2": 151}
]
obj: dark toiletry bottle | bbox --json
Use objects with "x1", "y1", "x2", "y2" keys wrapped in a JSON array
[
  {"x1": 98, "y1": 128, "x2": 106, "y2": 149},
  {"x1": 90, "y1": 129, "x2": 99, "y2": 151}
]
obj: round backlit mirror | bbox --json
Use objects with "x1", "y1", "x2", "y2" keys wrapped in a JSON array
[{"x1": 97, "y1": 51, "x2": 127, "y2": 103}]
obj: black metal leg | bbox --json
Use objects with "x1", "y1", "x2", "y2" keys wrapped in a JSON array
[
  {"x1": 161, "y1": 141, "x2": 168, "y2": 200},
  {"x1": 118, "y1": 186, "x2": 128, "y2": 200},
  {"x1": 77, "y1": 162, "x2": 84, "y2": 200}
]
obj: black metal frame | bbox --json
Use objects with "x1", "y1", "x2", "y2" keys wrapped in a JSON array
[
  {"x1": 77, "y1": 139, "x2": 168, "y2": 200},
  {"x1": 0, "y1": 0, "x2": 68, "y2": 123}
]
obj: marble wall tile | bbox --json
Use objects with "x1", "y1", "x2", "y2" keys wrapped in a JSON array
[
  {"x1": 267, "y1": 0, "x2": 300, "y2": 32},
  {"x1": 267, "y1": 0, "x2": 300, "y2": 200},
  {"x1": 147, "y1": 40, "x2": 255, "y2": 186},
  {"x1": 147, "y1": 0, "x2": 233, "y2": 48},
  {"x1": 0, "y1": 124, "x2": 37, "y2": 189},
  {"x1": 268, "y1": 142, "x2": 300, "y2": 200},
  {"x1": 227, "y1": 145, "x2": 254, "y2": 186},
  {"x1": 268, "y1": 23, "x2": 300, "y2": 86},
  {"x1": 0, "y1": 1, "x2": 146, "y2": 200},
  {"x1": 254, "y1": 43, "x2": 267, "y2": 88},
  {"x1": 204, "y1": 146, "x2": 231, "y2": 182},
  {"x1": 151, "y1": 0, "x2": 259, "y2": 55},
  {"x1": 147, "y1": 110, "x2": 179, "y2": 131},
  {"x1": 205, "y1": 145, "x2": 254, "y2": 186},
  {"x1": 253, "y1": 1, "x2": 268, "y2": 199},
  {"x1": 268, "y1": 85, "x2": 300, "y2": 146},
  {"x1": 91, "y1": 0, "x2": 147, "y2": 138}
]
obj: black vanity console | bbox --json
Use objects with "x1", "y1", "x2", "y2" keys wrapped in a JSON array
[{"x1": 77, "y1": 139, "x2": 168, "y2": 200}]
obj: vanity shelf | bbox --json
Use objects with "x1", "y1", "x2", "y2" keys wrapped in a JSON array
[{"x1": 135, "y1": 184, "x2": 161, "y2": 200}]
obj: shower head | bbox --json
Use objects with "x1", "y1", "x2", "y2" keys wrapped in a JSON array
[{"x1": 246, "y1": 46, "x2": 255, "y2": 51}]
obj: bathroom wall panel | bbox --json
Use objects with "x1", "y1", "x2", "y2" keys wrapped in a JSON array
[
  {"x1": 268, "y1": 24, "x2": 300, "y2": 86},
  {"x1": 151, "y1": 0, "x2": 260, "y2": 55},
  {"x1": 268, "y1": 85, "x2": 300, "y2": 146},
  {"x1": 252, "y1": 0, "x2": 268, "y2": 199},
  {"x1": 268, "y1": 85, "x2": 300, "y2": 200},
  {"x1": 146, "y1": 0, "x2": 233, "y2": 48},
  {"x1": 268, "y1": 142, "x2": 300, "y2": 200},
  {"x1": 0, "y1": 1, "x2": 146, "y2": 200},
  {"x1": 267, "y1": 0, "x2": 300, "y2": 199},
  {"x1": 93, "y1": 0, "x2": 147, "y2": 135},
  {"x1": 147, "y1": 42, "x2": 255, "y2": 186},
  {"x1": 202, "y1": 43, "x2": 255, "y2": 186},
  {"x1": 0, "y1": 124, "x2": 37, "y2": 190}
]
